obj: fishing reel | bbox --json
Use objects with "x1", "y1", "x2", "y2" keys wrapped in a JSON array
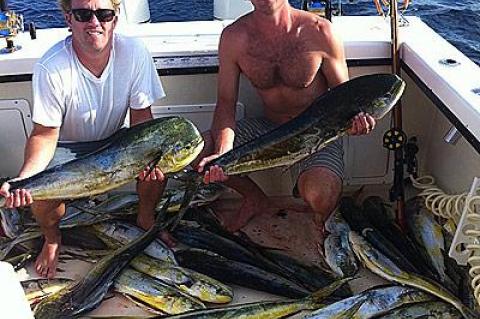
[
  {"x1": 0, "y1": 0, "x2": 24, "y2": 54},
  {"x1": 382, "y1": 127, "x2": 407, "y2": 151}
]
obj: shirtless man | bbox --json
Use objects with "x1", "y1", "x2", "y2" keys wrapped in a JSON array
[
  {"x1": 197, "y1": 0, "x2": 375, "y2": 239},
  {"x1": 0, "y1": 0, "x2": 170, "y2": 278}
]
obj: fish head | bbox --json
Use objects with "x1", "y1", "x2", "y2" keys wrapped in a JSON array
[
  {"x1": 359, "y1": 74, "x2": 406, "y2": 120},
  {"x1": 148, "y1": 117, "x2": 204, "y2": 173},
  {"x1": 349, "y1": 231, "x2": 406, "y2": 278},
  {"x1": 348, "y1": 231, "x2": 368, "y2": 256}
]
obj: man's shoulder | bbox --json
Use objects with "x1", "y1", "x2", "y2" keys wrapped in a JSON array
[
  {"x1": 37, "y1": 37, "x2": 71, "y2": 69},
  {"x1": 296, "y1": 11, "x2": 332, "y2": 35},
  {"x1": 114, "y1": 33, "x2": 144, "y2": 46},
  {"x1": 223, "y1": 14, "x2": 252, "y2": 37},
  {"x1": 113, "y1": 33, "x2": 150, "y2": 63},
  {"x1": 113, "y1": 33, "x2": 148, "y2": 53},
  {"x1": 220, "y1": 15, "x2": 252, "y2": 50}
]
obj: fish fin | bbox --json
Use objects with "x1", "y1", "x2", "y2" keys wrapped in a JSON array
[
  {"x1": 140, "y1": 153, "x2": 164, "y2": 182},
  {"x1": 166, "y1": 182, "x2": 201, "y2": 231},
  {"x1": 145, "y1": 159, "x2": 159, "y2": 176}
]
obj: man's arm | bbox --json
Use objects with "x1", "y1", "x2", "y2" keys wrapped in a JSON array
[
  {"x1": 19, "y1": 124, "x2": 59, "y2": 179},
  {"x1": 319, "y1": 20, "x2": 349, "y2": 88},
  {"x1": 319, "y1": 20, "x2": 375, "y2": 135},
  {"x1": 198, "y1": 27, "x2": 242, "y2": 175},
  {"x1": 130, "y1": 107, "x2": 154, "y2": 126},
  {"x1": 211, "y1": 27, "x2": 242, "y2": 156},
  {"x1": 0, "y1": 124, "x2": 59, "y2": 207}
]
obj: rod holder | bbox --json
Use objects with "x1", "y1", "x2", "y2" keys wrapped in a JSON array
[{"x1": 443, "y1": 126, "x2": 462, "y2": 145}]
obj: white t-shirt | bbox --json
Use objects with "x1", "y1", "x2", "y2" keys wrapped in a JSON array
[{"x1": 32, "y1": 34, "x2": 165, "y2": 142}]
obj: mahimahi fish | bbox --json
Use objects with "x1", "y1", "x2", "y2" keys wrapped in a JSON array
[
  {"x1": 0, "y1": 117, "x2": 204, "y2": 207},
  {"x1": 209, "y1": 74, "x2": 405, "y2": 175}
]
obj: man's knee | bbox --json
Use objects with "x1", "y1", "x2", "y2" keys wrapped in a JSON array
[{"x1": 297, "y1": 167, "x2": 342, "y2": 214}]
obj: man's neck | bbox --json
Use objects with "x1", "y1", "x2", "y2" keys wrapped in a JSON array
[
  {"x1": 73, "y1": 42, "x2": 112, "y2": 78},
  {"x1": 251, "y1": 3, "x2": 294, "y2": 33}
]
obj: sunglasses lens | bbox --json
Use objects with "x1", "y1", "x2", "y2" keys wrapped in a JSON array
[
  {"x1": 96, "y1": 9, "x2": 115, "y2": 22},
  {"x1": 72, "y1": 9, "x2": 93, "y2": 22},
  {"x1": 71, "y1": 9, "x2": 115, "y2": 23}
]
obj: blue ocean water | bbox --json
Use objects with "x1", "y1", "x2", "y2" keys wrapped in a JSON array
[{"x1": 7, "y1": 0, "x2": 480, "y2": 65}]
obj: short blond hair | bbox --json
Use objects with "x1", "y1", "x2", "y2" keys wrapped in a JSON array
[{"x1": 58, "y1": 0, "x2": 122, "y2": 13}]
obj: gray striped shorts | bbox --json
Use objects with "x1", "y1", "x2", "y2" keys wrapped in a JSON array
[{"x1": 234, "y1": 117, "x2": 344, "y2": 190}]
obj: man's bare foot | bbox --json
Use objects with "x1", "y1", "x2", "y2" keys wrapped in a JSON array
[
  {"x1": 35, "y1": 234, "x2": 61, "y2": 279},
  {"x1": 137, "y1": 215, "x2": 176, "y2": 248}
]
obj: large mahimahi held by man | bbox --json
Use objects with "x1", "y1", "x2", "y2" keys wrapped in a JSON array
[
  {"x1": 209, "y1": 73, "x2": 405, "y2": 175},
  {"x1": 0, "y1": 117, "x2": 204, "y2": 207}
]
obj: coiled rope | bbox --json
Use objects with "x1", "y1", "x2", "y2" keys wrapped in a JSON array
[
  {"x1": 465, "y1": 195, "x2": 480, "y2": 308},
  {"x1": 409, "y1": 175, "x2": 467, "y2": 225},
  {"x1": 410, "y1": 174, "x2": 480, "y2": 307}
]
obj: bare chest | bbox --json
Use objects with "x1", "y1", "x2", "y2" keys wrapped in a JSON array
[{"x1": 239, "y1": 36, "x2": 323, "y2": 90}]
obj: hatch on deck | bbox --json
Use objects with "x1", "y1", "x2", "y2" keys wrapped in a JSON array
[{"x1": 0, "y1": 99, "x2": 32, "y2": 178}]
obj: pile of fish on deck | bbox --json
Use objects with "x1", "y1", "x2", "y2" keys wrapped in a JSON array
[
  {"x1": 2, "y1": 74, "x2": 472, "y2": 318},
  {"x1": 2, "y1": 187, "x2": 479, "y2": 319}
]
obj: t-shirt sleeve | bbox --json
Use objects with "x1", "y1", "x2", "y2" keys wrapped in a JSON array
[
  {"x1": 129, "y1": 41, "x2": 166, "y2": 110},
  {"x1": 31, "y1": 63, "x2": 64, "y2": 127}
]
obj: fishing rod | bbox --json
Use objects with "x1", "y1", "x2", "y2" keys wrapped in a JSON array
[
  {"x1": 376, "y1": 0, "x2": 409, "y2": 231},
  {"x1": 388, "y1": 0, "x2": 407, "y2": 231}
]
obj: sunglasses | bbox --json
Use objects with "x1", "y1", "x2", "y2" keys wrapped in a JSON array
[{"x1": 70, "y1": 9, "x2": 116, "y2": 23}]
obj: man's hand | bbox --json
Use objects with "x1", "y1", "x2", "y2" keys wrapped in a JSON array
[
  {"x1": 0, "y1": 181, "x2": 33, "y2": 208},
  {"x1": 138, "y1": 166, "x2": 165, "y2": 182},
  {"x1": 348, "y1": 112, "x2": 376, "y2": 136},
  {"x1": 197, "y1": 153, "x2": 229, "y2": 184}
]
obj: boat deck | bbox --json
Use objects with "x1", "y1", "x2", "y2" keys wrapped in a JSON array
[{"x1": 15, "y1": 188, "x2": 390, "y2": 318}]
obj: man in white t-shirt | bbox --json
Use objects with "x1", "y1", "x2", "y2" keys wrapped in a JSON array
[{"x1": 0, "y1": 0, "x2": 168, "y2": 278}]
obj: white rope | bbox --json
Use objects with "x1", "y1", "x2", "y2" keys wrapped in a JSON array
[
  {"x1": 410, "y1": 174, "x2": 480, "y2": 307},
  {"x1": 465, "y1": 195, "x2": 480, "y2": 308},
  {"x1": 409, "y1": 175, "x2": 467, "y2": 224}
]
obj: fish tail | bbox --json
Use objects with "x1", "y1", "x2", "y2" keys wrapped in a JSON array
[
  {"x1": 307, "y1": 277, "x2": 352, "y2": 306},
  {"x1": 460, "y1": 304, "x2": 479, "y2": 319},
  {"x1": 0, "y1": 238, "x2": 17, "y2": 260},
  {"x1": 336, "y1": 299, "x2": 365, "y2": 318}
]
